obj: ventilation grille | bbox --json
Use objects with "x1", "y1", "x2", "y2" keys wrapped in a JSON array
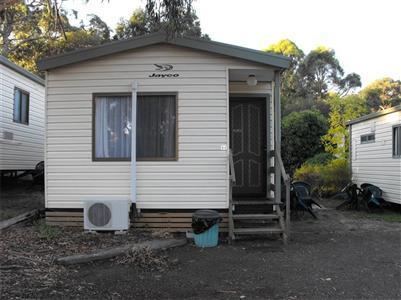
[
  {"x1": 3, "y1": 131, "x2": 13, "y2": 140},
  {"x1": 87, "y1": 203, "x2": 111, "y2": 227}
]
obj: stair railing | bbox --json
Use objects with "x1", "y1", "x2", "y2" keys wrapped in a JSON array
[
  {"x1": 228, "y1": 149, "x2": 236, "y2": 240},
  {"x1": 275, "y1": 148, "x2": 291, "y2": 242}
]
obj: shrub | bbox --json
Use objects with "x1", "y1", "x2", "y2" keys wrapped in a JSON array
[
  {"x1": 305, "y1": 152, "x2": 334, "y2": 166},
  {"x1": 294, "y1": 158, "x2": 350, "y2": 196},
  {"x1": 282, "y1": 110, "x2": 328, "y2": 175}
]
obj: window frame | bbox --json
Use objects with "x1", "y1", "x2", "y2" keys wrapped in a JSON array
[
  {"x1": 360, "y1": 133, "x2": 375, "y2": 144},
  {"x1": 92, "y1": 92, "x2": 178, "y2": 162},
  {"x1": 13, "y1": 87, "x2": 30, "y2": 125},
  {"x1": 393, "y1": 125, "x2": 401, "y2": 158}
]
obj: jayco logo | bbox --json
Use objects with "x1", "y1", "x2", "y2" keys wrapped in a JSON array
[{"x1": 149, "y1": 64, "x2": 179, "y2": 78}]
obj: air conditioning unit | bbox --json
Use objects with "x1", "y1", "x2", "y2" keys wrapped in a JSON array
[{"x1": 84, "y1": 199, "x2": 130, "y2": 232}]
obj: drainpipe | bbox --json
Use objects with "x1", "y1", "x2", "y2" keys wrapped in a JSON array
[
  {"x1": 131, "y1": 82, "x2": 138, "y2": 204},
  {"x1": 274, "y1": 70, "x2": 281, "y2": 203}
]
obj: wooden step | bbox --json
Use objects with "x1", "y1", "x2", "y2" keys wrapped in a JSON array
[
  {"x1": 233, "y1": 227, "x2": 283, "y2": 234},
  {"x1": 232, "y1": 214, "x2": 279, "y2": 220},
  {"x1": 233, "y1": 199, "x2": 282, "y2": 206}
]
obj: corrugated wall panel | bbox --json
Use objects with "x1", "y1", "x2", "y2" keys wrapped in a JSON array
[
  {"x1": 45, "y1": 44, "x2": 273, "y2": 209},
  {"x1": 0, "y1": 64, "x2": 45, "y2": 170},
  {"x1": 351, "y1": 111, "x2": 401, "y2": 204}
]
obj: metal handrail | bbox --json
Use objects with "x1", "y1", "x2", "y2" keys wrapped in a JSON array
[
  {"x1": 275, "y1": 148, "x2": 291, "y2": 241},
  {"x1": 228, "y1": 149, "x2": 235, "y2": 240}
]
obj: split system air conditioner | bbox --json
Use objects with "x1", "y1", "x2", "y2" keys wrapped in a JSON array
[{"x1": 84, "y1": 199, "x2": 130, "y2": 232}]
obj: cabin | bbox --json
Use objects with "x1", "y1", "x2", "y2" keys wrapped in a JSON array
[
  {"x1": 0, "y1": 56, "x2": 45, "y2": 174},
  {"x1": 38, "y1": 33, "x2": 292, "y2": 241},
  {"x1": 347, "y1": 105, "x2": 401, "y2": 205}
]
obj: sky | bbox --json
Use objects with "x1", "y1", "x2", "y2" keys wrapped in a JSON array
[{"x1": 63, "y1": 0, "x2": 401, "y2": 87}]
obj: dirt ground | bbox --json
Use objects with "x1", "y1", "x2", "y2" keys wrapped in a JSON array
[
  {"x1": 1, "y1": 197, "x2": 400, "y2": 299},
  {"x1": 0, "y1": 177, "x2": 44, "y2": 221}
]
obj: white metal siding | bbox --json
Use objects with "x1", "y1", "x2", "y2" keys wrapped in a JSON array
[
  {"x1": 351, "y1": 111, "x2": 401, "y2": 204},
  {"x1": 45, "y1": 44, "x2": 273, "y2": 209},
  {"x1": 0, "y1": 64, "x2": 45, "y2": 170}
]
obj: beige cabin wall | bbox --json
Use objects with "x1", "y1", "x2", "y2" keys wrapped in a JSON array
[{"x1": 46, "y1": 44, "x2": 275, "y2": 209}]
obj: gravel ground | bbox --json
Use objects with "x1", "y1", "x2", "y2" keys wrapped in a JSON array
[{"x1": 1, "y1": 198, "x2": 400, "y2": 299}]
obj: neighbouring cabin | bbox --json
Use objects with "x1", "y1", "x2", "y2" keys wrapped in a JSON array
[
  {"x1": 38, "y1": 33, "x2": 291, "y2": 241},
  {"x1": 348, "y1": 106, "x2": 401, "y2": 205},
  {"x1": 0, "y1": 56, "x2": 45, "y2": 173}
]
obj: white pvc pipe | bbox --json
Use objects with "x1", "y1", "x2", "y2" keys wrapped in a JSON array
[{"x1": 131, "y1": 82, "x2": 138, "y2": 203}]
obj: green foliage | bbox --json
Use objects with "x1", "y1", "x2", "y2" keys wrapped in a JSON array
[
  {"x1": 297, "y1": 46, "x2": 361, "y2": 100},
  {"x1": 359, "y1": 77, "x2": 401, "y2": 111},
  {"x1": 36, "y1": 220, "x2": 61, "y2": 240},
  {"x1": 265, "y1": 39, "x2": 304, "y2": 102},
  {"x1": 294, "y1": 158, "x2": 350, "y2": 196},
  {"x1": 1, "y1": 1, "x2": 111, "y2": 74},
  {"x1": 305, "y1": 152, "x2": 334, "y2": 165},
  {"x1": 282, "y1": 110, "x2": 328, "y2": 174},
  {"x1": 322, "y1": 94, "x2": 368, "y2": 158},
  {"x1": 115, "y1": 3, "x2": 209, "y2": 40}
]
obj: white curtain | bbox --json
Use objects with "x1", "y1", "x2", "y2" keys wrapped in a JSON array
[
  {"x1": 13, "y1": 89, "x2": 21, "y2": 121},
  {"x1": 95, "y1": 96, "x2": 132, "y2": 158}
]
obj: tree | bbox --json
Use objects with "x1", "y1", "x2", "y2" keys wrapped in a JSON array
[
  {"x1": 115, "y1": 2, "x2": 209, "y2": 40},
  {"x1": 322, "y1": 94, "x2": 368, "y2": 158},
  {"x1": 281, "y1": 110, "x2": 328, "y2": 175},
  {"x1": 1, "y1": 1, "x2": 110, "y2": 74},
  {"x1": 114, "y1": 8, "x2": 150, "y2": 40},
  {"x1": 264, "y1": 39, "x2": 304, "y2": 100},
  {"x1": 297, "y1": 46, "x2": 361, "y2": 100},
  {"x1": 359, "y1": 77, "x2": 401, "y2": 111}
]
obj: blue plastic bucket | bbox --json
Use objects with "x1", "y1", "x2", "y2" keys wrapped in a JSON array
[{"x1": 194, "y1": 224, "x2": 219, "y2": 247}]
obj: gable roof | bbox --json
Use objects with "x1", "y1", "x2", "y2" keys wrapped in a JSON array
[
  {"x1": 0, "y1": 56, "x2": 45, "y2": 86},
  {"x1": 38, "y1": 32, "x2": 291, "y2": 71},
  {"x1": 346, "y1": 105, "x2": 401, "y2": 126}
]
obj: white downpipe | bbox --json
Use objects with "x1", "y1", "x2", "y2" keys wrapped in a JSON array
[{"x1": 131, "y1": 82, "x2": 138, "y2": 203}]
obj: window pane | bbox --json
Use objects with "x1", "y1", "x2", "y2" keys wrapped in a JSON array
[
  {"x1": 94, "y1": 94, "x2": 176, "y2": 160},
  {"x1": 95, "y1": 96, "x2": 132, "y2": 159},
  {"x1": 13, "y1": 89, "x2": 21, "y2": 122},
  {"x1": 394, "y1": 126, "x2": 401, "y2": 157},
  {"x1": 137, "y1": 95, "x2": 176, "y2": 159},
  {"x1": 21, "y1": 92, "x2": 29, "y2": 124}
]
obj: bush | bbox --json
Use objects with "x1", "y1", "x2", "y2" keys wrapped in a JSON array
[
  {"x1": 294, "y1": 158, "x2": 350, "y2": 196},
  {"x1": 282, "y1": 110, "x2": 328, "y2": 175},
  {"x1": 305, "y1": 152, "x2": 334, "y2": 166}
]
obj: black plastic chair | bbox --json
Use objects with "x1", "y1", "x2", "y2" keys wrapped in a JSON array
[
  {"x1": 291, "y1": 181, "x2": 321, "y2": 219},
  {"x1": 360, "y1": 183, "x2": 385, "y2": 210}
]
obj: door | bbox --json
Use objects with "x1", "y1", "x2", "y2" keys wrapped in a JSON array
[{"x1": 230, "y1": 98, "x2": 267, "y2": 197}]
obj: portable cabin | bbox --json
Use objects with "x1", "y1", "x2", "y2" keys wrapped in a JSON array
[
  {"x1": 38, "y1": 33, "x2": 291, "y2": 241},
  {"x1": 347, "y1": 105, "x2": 401, "y2": 205},
  {"x1": 0, "y1": 56, "x2": 45, "y2": 174}
]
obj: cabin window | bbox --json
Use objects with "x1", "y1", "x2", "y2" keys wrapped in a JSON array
[
  {"x1": 94, "y1": 94, "x2": 177, "y2": 161},
  {"x1": 393, "y1": 125, "x2": 401, "y2": 158},
  {"x1": 13, "y1": 87, "x2": 29, "y2": 125},
  {"x1": 360, "y1": 133, "x2": 375, "y2": 144}
]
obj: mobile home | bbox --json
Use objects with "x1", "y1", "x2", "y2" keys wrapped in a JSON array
[
  {"x1": 0, "y1": 56, "x2": 45, "y2": 173},
  {"x1": 38, "y1": 33, "x2": 291, "y2": 240},
  {"x1": 348, "y1": 106, "x2": 401, "y2": 204}
]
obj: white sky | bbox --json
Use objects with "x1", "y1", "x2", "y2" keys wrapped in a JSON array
[{"x1": 63, "y1": 0, "x2": 401, "y2": 87}]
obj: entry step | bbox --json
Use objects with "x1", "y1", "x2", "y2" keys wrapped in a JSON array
[
  {"x1": 233, "y1": 199, "x2": 282, "y2": 206},
  {"x1": 233, "y1": 227, "x2": 283, "y2": 234},
  {"x1": 232, "y1": 214, "x2": 279, "y2": 220}
]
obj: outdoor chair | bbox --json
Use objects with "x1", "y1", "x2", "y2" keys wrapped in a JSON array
[
  {"x1": 291, "y1": 181, "x2": 321, "y2": 219},
  {"x1": 360, "y1": 183, "x2": 385, "y2": 210},
  {"x1": 335, "y1": 183, "x2": 361, "y2": 210}
]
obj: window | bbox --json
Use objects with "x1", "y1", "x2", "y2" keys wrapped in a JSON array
[
  {"x1": 360, "y1": 133, "x2": 375, "y2": 144},
  {"x1": 393, "y1": 125, "x2": 401, "y2": 158},
  {"x1": 94, "y1": 94, "x2": 177, "y2": 161},
  {"x1": 13, "y1": 88, "x2": 29, "y2": 124}
]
